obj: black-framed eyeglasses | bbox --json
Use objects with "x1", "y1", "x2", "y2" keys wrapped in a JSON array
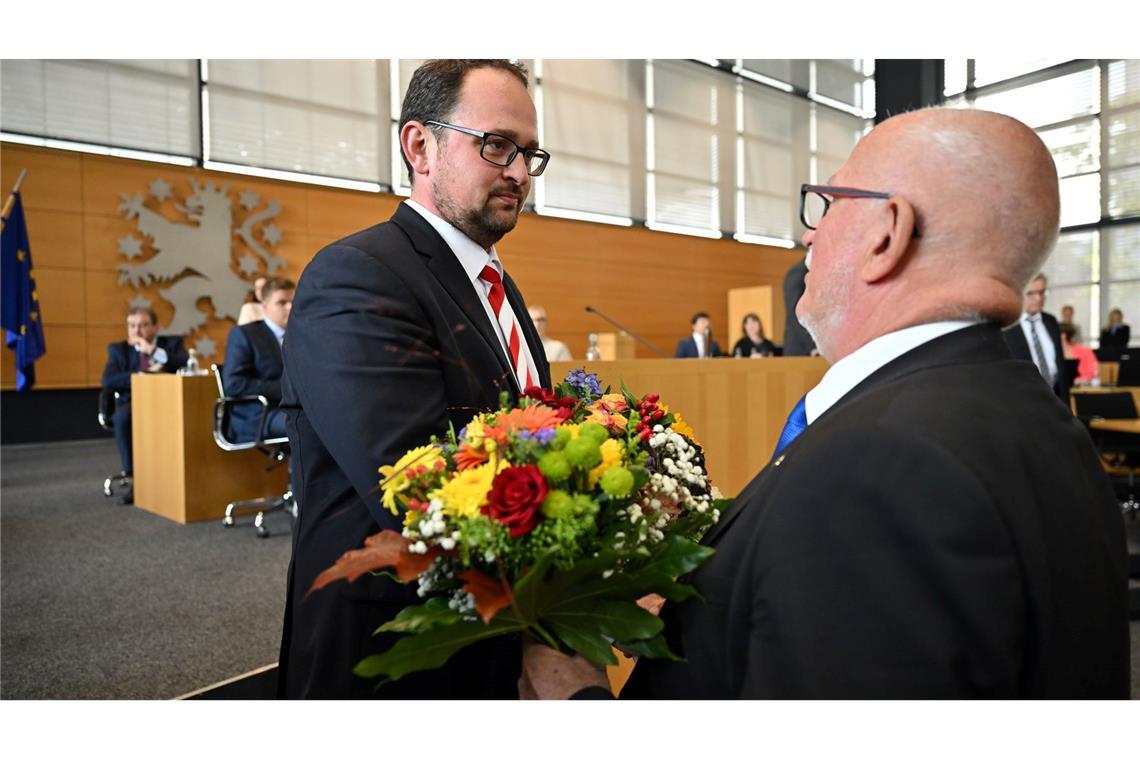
[
  {"x1": 425, "y1": 120, "x2": 551, "y2": 177},
  {"x1": 800, "y1": 183, "x2": 921, "y2": 238}
]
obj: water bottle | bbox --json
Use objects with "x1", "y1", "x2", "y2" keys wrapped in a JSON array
[
  {"x1": 182, "y1": 348, "x2": 200, "y2": 376},
  {"x1": 585, "y1": 333, "x2": 602, "y2": 361}
]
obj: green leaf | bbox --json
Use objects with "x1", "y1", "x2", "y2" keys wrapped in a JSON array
[
  {"x1": 616, "y1": 633, "x2": 684, "y2": 662},
  {"x1": 545, "y1": 620, "x2": 618, "y2": 667},
  {"x1": 629, "y1": 465, "x2": 650, "y2": 491},
  {"x1": 638, "y1": 534, "x2": 715, "y2": 578},
  {"x1": 375, "y1": 597, "x2": 462, "y2": 635},
  {"x1": 547, "y1": 599, "x2": 664, "y2": 642},
  {"x1": 354, "y1": 617, "x2": 524, "y2": 681}
]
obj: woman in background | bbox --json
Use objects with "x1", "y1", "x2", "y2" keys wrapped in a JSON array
[
  {"x1": 1099, "y1": 308, "x2": 1131, "y2": 360},
  {"x1": 1059, "y1": 322, "x2": 1099, "y2": 385},
  {"x1": 237, "y1": 276, "x2": 268, "y2": 325},
  {"x1": 732, "y1": 313, "x2": 776, "y2": 358}
]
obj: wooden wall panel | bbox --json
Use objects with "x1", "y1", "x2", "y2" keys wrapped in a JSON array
[
  {"x1": 34, "y1": 268, "x2": 86, "y2": 325},
  {"x1": 2, "y1": 143, "x2": 806, "y2": 390},
  {"x1": 0, "y1": 325, "x2": 89, "y2": 388},
  {"x1": 20, "y1": 209, "x2": 84, "y2": 270},
  {"x1": 2, "y1": 148, "x2": 82, "y2": 212}
]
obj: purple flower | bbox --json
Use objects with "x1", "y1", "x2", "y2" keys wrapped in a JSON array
[
  {"x1": 518, "y1": 428, "x2": 558, "y2": 446},
  {"x1": 565, "y1": 369, "x2": 602, "y2": 398}
]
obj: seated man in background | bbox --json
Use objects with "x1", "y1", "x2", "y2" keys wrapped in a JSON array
[
  {"x1": 527, "y1": 304, "x2": 572, "y2": 361},
  {"x1": 101, "y1": 307, "x2": 189, "y2": 503},
  {"x1": 674, "y1": 312, "x2": 721, "y2": 358},
  {"x1": 223, "y1": 277, "x2": 293, "y2": 442},
  {"x1": 1099, "y1": 308, "x2": 1131, "y2": 360}
]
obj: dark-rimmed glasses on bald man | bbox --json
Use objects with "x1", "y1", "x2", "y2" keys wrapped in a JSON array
[{"x1": 800, "y1": 183, "x2": 922, "y2": 237}]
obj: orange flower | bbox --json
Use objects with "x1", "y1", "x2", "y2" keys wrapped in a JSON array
[
  {"x1": 589, "y1": 393, "x2": 629, "y2": 415},
  {"x1": 484, "y1": 405, "x2": 563, "y2": 445},
  {"x1": 453, "y1": 443, "x2": 490, "y2": 470},
  {"x1": 584, "y1": 408, "x2": 629, "y2": 435}
]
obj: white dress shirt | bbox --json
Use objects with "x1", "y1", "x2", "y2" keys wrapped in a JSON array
[
  {"x1": 804, "y1": 320, "x2": 981, "y2": 424},
  {"x1": 404, "y1": 199, "x2": 538, "y2": 385},
  {"x1": 1017, "y1": 311, "x2": 1058, "y2": 381},
  {"x1": 264, "y1": 317, "x2": 285, "y2": 346},
  {"x1": 135, "y1": 343, "x2": 168, "y2": 367}
]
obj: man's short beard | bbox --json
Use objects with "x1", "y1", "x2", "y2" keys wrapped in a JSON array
[{"x1": 432, "y1": 186, "x2": 520, "y2": 250}]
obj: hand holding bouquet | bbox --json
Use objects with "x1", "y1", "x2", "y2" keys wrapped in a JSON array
[{"x1": 308, "y1": 370, "x2": 727, "y2": 684}]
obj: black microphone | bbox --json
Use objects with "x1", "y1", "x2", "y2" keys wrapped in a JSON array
[{"x1": 584, "y1": 305, "x2": 669, "y2": 358}]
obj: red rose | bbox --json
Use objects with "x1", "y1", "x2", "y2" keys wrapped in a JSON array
[{"x1": 483, "y1": 465, "x2": 548, "y2": 537}]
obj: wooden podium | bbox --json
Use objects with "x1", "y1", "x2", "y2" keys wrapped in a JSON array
[
  {"x1": 130, "y1": 373, "x2": 289, "y2": 525},
  {"x1": 550, "y1": 357, "x2": 829, "y2": 497}
]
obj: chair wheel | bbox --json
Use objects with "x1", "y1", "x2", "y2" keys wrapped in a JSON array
[
  {"x1": 257, "y1": 525, "x2": 270, "y2": 538},
  {"x1": 222, "y1": 516, "x2": 234, "y2": 527}
]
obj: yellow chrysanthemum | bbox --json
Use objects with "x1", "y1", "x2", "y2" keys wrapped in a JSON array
[
  {"x1": 561, "y1": 423, "x2": 581, "y2": 439},
  {"x1": 378, "y1": 444, "x2": 442, "y2": 515},
  {"x1": 588, "y1": 438, "x2": 625, "y2": 487},
  {"x1": 463, "y1": 414, "x2": 498, "y2": 453},
  {"x1": 670, "y1": 412, "x2": 700, "y2": 447},
  {"x1": 429, "y1": 459, "x2": 507, "y2": 519}
]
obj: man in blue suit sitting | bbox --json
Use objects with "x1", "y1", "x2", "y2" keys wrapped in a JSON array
[
  {"x1": 222, "y1": 277, "x2": 294, "y2": 443},
  {"x1": 674, "y1": 312, "x2": 722, "y2": 358},
  {"x1": 101, "y1": 307, "x2": 189, "y2": 503}
]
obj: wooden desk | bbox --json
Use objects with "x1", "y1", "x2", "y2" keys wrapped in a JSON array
[
  {"x1": 131, "y1": 373, "x2": 289, "y2": 524},
  {"x1": 1070, "y1": 386, "x2": 1140, "y2": 415},
  {"x1": 550, "y1": 357, "x2": 829, "y2": 497},
  {"x1": 1089, "y1": 418, "x2": 1140, "y2": 435}
]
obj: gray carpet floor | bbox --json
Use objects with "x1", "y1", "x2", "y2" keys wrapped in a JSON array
[
  {"x1": 2, "y1": 438, "x2": 1138, "y2": 699},
  {"x1": 1, "y1": 438, "x2": 293, "y2": 699}
]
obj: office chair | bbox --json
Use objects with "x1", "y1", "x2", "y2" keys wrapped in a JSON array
[
  {"x1": 98, "y1": 388, "x2": 132, "y2": 499},
  {"x1": 210, "y1": 363, "x2": 295, "y2": 538},
  {"x1": 1072, "y1": 391, "x2": 1140, "y2": 516}
]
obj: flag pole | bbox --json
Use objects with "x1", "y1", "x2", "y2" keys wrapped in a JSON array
[{"x1": 1, "y1": 169, "x2": 29, "y2": 225}]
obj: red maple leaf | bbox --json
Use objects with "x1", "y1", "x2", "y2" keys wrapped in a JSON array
[
  {"x1": 457, "y1": 568, "x2": 512, "y2": 624},
  {"x1": 305, "y1": 529, "x2": 448, "y2": 599}
]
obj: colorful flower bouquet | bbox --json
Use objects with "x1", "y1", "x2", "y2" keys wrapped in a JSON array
[{"x1": 308, "y1": 370, "x2": 728, "y2": 683}]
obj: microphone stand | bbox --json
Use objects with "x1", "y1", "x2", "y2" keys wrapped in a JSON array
[{"x1": 584, "y1": 305, "x2": 670, "y2": 358}]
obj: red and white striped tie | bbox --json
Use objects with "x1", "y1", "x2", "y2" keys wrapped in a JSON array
[{"x1": 479, "y1": 265, "x2": 535, "y2": 390}]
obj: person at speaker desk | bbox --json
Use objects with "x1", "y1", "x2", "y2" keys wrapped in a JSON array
[
  {"x1": 674, "y1": 312, "x2": 721, "y2": 358},
  {"x1": 731, "y1": 313, "x2": 777, "y2": 358},
  {"x1": 518, "y1": 107, "x2": 1129, "y2": 699},
  {"x1": 528, "y1": 304, "x2": 572, "y2": 361}
]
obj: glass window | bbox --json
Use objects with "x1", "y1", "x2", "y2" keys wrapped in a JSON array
[
  {"x1": 974, "y1": 67, "x2": 1099, "y2": 129},
  {"x1": 0, "y1": 59, "x2": 198, "y2": 157},
  {"x1": 205, "y1": 59, "x2": 386, "y2": 183},
  {"x1": 973, "y1": 58, "x2": 1071, "y2": 88}
]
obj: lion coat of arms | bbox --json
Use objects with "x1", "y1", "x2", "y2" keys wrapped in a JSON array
[{"x1": 116, "y1": 178, "x2": 286, "y2": 345}]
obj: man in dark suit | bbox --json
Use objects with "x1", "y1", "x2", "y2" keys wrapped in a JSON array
[
  {"x1": 222, "y1": 277, "x2": 293, "y2": 443},
  {"x1": 277, "y1": 60, "x2": 551, "y2": 699},
  {"x1": 673, "y1": 312, "x2": 722, "y2": 358},
  {"x1": 1002, "y1": 272, "x2": 1069, "y2": 404},
  {"x1": 520, "y1": 108, "x2": 1129, "y2": 699},
  {"x1": 101, "y1": 307, "x2": 188, "y2": 504},
  {"x1": 782, "y1": 256, "x2": 817, "y2": 356}
]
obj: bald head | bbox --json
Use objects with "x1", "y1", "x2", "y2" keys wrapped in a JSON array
[
  {"x1": 798, "y1": 108, "x2": 1060, "y2": 361},
  {"x1": 852, "y1": 108, "x2": 1060, "y2": 291}
]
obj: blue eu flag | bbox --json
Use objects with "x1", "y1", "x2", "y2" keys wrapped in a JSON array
[{"x1": 1, "y1": 192, "x2": 46, "y2": 391}]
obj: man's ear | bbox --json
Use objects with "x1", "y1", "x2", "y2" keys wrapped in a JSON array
[
  {"x1": 399, "y1": 121, "x2": 434, "y2": 180},
  {"x1": 860, "y1": 196, "x2": 918, "y2": 283}
]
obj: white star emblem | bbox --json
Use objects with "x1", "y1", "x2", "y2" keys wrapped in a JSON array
[
  {"x1": 128, "y1": 294, "x2": 152, "y2": 310},
  {"x1": 148, "y1": 178, "x2": 173, "y2": 202},
  {"x1": 239, "y1": 189, "x2": 261, "y2": 211},
  {"x1": 118, "y1": 236, "x2": 144, "y2": 259},
  {"x1": 194, "y1": 336, "x2": 218, "y2": 359},
  {"x1": 262, "y1": 223, "x2": 283, "y2": 246},
  {"x1": 238, "y1": 253, "x2": 261, "y2": 276}
]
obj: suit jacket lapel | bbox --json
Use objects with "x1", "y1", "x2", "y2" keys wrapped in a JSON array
[{"x1": 391, "y1": 204, "x2": 518, "y2": 388}]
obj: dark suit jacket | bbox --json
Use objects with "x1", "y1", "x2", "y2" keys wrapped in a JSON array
[
  {"x1": 617, "y1": 324, "x2": 1129, "y2": 698},
  {"x1": 278, "y1": 202, "x2": 550, "y2": 699},
  {"x1": 222, "y1": 321, "x2": 284, "y2": 442},
  {"x1": 674, "y1": 335, "x2": 722, "y2": 358},
  {"x1": 101, "y1": 336, "x2": 189, "y2": 397},
  {"x1": 1002, "y1": 311, "x2": 1069, "y2": 405},
  {"x1": 1099, "y1": 323, "x2": 1131, "y2": 359}
]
